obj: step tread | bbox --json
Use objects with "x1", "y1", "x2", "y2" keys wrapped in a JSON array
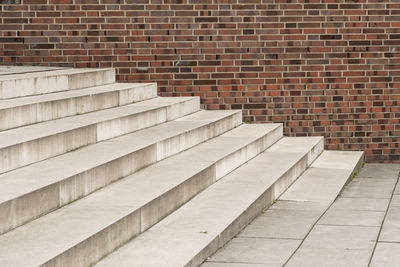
[
  {"x1": 0, "y1": 124, "x2": 281, "y2": 267},
  {"x1": 95, "y1": 137, "x2": 323, "y2": 267},
  {"x1": 0, "y1": 67, "x2": 113, "y2": 81},
  {"x1": 0, "y1": 110, "x2": 240, "y2": 203},
  {"x1": 0, "y1": 96, "x2": 198, "y2": 148},
  {"x1": 0, "y1": 66, "x2": 68, "y2": 75},
  {"x1": 279, "y1": 150, "x2": 364, "y2": 203},
  {"x1": 0, "y1": 82, "x2": 154, "y2": 110}
]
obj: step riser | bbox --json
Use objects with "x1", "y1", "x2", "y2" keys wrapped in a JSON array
[
  {"x1": 32, "y1": 126, "x2": 283, "y2": 267},
  {"x1": 0, "y1": 69, "x2": 115, "y2": 99},
  {"x1": 0, "y1": 98, "x2": 199, "y2": 174},
  {"x1": 215, "y1": 126, "x2": 283, "y2": 179},
  {"x1": 0, "y1": 112, "x2": 242, "y2": 235},
  {"x1": 187, "y1": 151, "x2": 319, "y2": 266},
  {"x1": 0, "y1": 84, "x2": 157, "y2": 131}
]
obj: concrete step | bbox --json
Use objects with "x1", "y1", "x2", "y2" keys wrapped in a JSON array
[
  {"x1": 0, "y1": 83, "x2": 157, "y2": 131},
  {"x1": 203, "y1": 151, "x2": 364, "y2": 266},
  {"x1": 95, "y1": 136, "x2": 324, "y2": 267},
  {"x1": 0, "y1": 124, "x2": 283, "y2": 267},
  {"x1": 0, "y1": 109, "x2": 242, "y2": 235},
  {"x1": 0, "y1": 96, "x2": 199, "y2": 174},
  {"x1": 0, "y1": 68, "x2": 115, "y2": 99},
  {"x1": 0, "y1": 66, "x2": 67, "y2": 75},
  {"x1": 280, "y1": 150, "x2": 364, "y2": 204}
]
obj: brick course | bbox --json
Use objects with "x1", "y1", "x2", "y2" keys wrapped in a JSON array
[{"x1": 0, "y1": 0, "x2": 399, "y2": 162}]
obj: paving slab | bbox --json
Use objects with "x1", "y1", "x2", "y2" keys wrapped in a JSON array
[
  {"x1": 203, "y1": 262, "x2": 279, "y2": 267},
  {"x1": 341, "y1": 183, "x2": 394, "y2": 199},
  {"x1": 330, "y1": 197, "x2": 390, "y2": 212},
  {"x1": 269, "y1": 200, "x2": 328, "y2": 212},
  {"x1": 389, "y1": 194, "x2": 400, "y2": 206},
  {"x1": 302, "y1": 224, "x2": 378, "y2": 250},
  {"x1": 205, "y1": 150, "x2": 363, "y2": 267},
  {"x1": 349, "y1": 178, "x2": 397, "y2": 188},
  {"x1": 394, "y1": 183, "x2": 400, "y2": 195},
  {"x1": 207, "y1": 237, "x2": 301, "y2": 265},
  {"x1": 379, "y1": 206, "x2": 400, "y2": 242},
  {"x1": 318, "y1": 209, "x2": 385, "y2": 227},
  {"x1": 357, "y1": 163, "x2": 399, "y2": 179},
  {"x1": 286, "y1": 247, "x2": 371, "y2": 267},
  {"x1": 238, "y1": 208, "x2": 320, "y2": 239},
  {"x1": 370, "y1": 242, "x2": 400, "y2": 267}
]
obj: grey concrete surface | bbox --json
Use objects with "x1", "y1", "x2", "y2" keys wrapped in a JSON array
[
  {"x1": 204, "y1": 151, "x2": 365, "y2": 267},
  {"x1": 207, "y1": 237, "x2": 301, "y2": 265},
  {"x1": 0, "y1": 110, "x2": 243, "y2": 235},
  {"x1": 95, "y1": 137, "x2": 323, "y2": 267},
  {"x1": 370, "y1": 242, "x2": 400, "y2": 267},
  {"x1": 287, "y1": 163, "x2": 399, "y2": 267},
  {"x1": 0, "y1": 82, "x2": 157, "y2": 130},
  {"x1": 0, "y1": 124, "x2": 283, "y2": 266},
  {"x1": 238, "y1": 209, "x2": 321, "y2": 239},
  {"x1": 0, "y1": 65, "x2": 66, "y2": 75},
  {"x1": 301, "y1": 224, "x2": 378, "y2": 250},
  {"x1": 0, "y1": 96, "x2": 199, "y2": 173},
  {"x1": 286, "y1": 247, "x2": 371, "y2": 267},
  {"x1": 0, "y1": 68, "x2": 115, "y2": 99}
]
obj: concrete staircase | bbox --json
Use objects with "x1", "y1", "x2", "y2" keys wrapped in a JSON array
[{"x1": 0, "y1": 67, "x2": 364, "y2": 267}]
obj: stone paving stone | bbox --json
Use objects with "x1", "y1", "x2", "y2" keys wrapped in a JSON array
[
  {"x1": 341, "y1": 182, "x2": 393, "y2": 199},
  {"x1": 208, "y1": 237, "x2": 301, "y2": 265},
  {"x1": 286, "y1": 247, "x2": 371, "y2": 267},
  {"x1": 357, "y1": 164, "x2": 399, "y2": 179},
  {"x1": 394, "y1": 183, "x2": 400, "y2": 195},
  {"x1": 390, "y1": 194, "x2": 400, "y2": 206},
  {"x1": 269, "y1": 200, "x2": 328, "y2": 212},
  {"x1": 302, "y1": 225, "x2": 379, "y2": 250},
  {"x1": 203, "y1": 262, "x2": 279, "y2": 267},
  {"x1": 379, "y1": 206, "x2": 400, "y2": 243},
  {"x1": 238, "y1": 208, "x2": 321, "y2": 239},
  {"x1": 318, "y1": 209, "x2": 385, "y2": 227},
  {"x1": 350, "y1": 178, "x2": 397, "y2": 188},
  {"x1": 330, "y1": 197, "x2": 390, "y2": 212},
  {"x1": 370, "y1": 242, "x2": 400, "y2": 267}
]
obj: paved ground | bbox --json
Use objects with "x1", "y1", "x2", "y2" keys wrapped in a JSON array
[{"x1": 203, "y1": 164, "x2": 400, "y2": 267}]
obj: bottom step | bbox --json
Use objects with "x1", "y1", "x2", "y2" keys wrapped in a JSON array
[
  {"x1": 96, "y1": 137, "x2": 323, "y2": 267},
  {"x1": 204, "y1": 150, "x2": 363, "y2": 267}
]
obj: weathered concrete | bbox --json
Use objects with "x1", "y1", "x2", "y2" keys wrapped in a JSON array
[
  {"x1": 0, "y1": 96, "x2": 199, "y2": 173},
  {"x1": 205, "y1": 151, "x2": 364, "y2": 267},
  {"x1": 0, "y1": 110, "x2": 243, "y2": 235},
  {"x1": 0, "y1": 124, "x2": 283, "y2": 267},
  {"x1": 95, "y1": 137, "x2": 323, "y2": 267},
  {"x1": 0, "y1": 83, "x2": 157, "y2": 130},
  {"x1": 0, "y1": 68, "x2": 115, "y2": 99}
]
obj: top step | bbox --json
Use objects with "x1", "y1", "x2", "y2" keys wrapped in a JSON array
[{"x1": 0, "y1": 68, "x2": 115, "y2": 99}]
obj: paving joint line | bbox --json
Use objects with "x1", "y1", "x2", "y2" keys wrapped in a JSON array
[
  {"x1": 367, "y1": 169, "x2": 400, "y2": 267},
  {"x1": 282, "y1": 167, "x2": 364, "y2": 266}
]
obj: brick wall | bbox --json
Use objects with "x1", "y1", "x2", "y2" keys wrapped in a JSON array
[{"x1": 0, "y1": 0, "x2": 399, "y2": 162}]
